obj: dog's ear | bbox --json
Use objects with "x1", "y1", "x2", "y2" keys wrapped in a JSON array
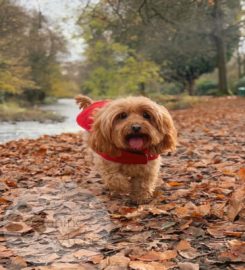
[
  {"x1": 150, "y1": 126, "x2": 177, "y2": 155},
  {"x1": 88, "y1": 110, "x2": 120, "y2": 157},
  {"x1": 149, "y1": 106, "x2": 177, "y2": 155}
]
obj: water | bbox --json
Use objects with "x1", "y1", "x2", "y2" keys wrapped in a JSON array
[{"x1": 0, "y1": 99, "x2": 82, "y2": 144}]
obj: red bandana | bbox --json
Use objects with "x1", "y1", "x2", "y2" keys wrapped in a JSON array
[{"x1": 76, "y1": 101, "x2": 159, "y2": 164}]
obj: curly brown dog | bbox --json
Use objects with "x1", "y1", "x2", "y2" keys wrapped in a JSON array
[{"x1": 76, "y1": 95, "x2": 177, "y2": 204}]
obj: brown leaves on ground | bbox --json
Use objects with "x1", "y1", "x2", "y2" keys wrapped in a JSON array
[{"x1": 0, "y1": 97, "x2": 244, "y2": 270}]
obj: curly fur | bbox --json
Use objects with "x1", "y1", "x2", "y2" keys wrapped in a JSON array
[{"x1": 76, "y1": 95, "x2": 177, "y2": 204}]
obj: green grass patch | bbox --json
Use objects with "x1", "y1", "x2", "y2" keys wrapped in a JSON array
[
  {"x1": 150, "y1": 94, "x2": 206, "y2": 110},
  {"x1": 0, "y1": 102, "x2": 64, "y2": 122}
]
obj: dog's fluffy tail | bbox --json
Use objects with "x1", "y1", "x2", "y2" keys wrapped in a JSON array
[{"x1": 75, "y1": 95, "x2": 93, "y2": 110}]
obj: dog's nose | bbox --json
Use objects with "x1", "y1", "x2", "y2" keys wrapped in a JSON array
[{"x1": 131, "y1": 124, "x2": 141, "y2": 132}]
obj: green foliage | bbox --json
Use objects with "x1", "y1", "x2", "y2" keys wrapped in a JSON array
[
  {"x1": 0, "y1": 58, "x2": 37, "y2": 96},
  {"x1": 149, "y1": 93, "x2": 203, "y2": 110},
  {"x1": 0, "y1": 1, "x2": 77, "y2": 105},
  {"x1": 78, "y1": 0, "x2": 241, "y2": 96},
  {"x1": 196, "y1": 79, "x2": 218, "y2": 96},
  {"x1": 234, "y1": 76, "x2": 245, "y2": 94},
  {"x1": 159, "y1": 82, "x2": 183, "y2": 95},
  {"x1": 0, "y1": 101, "x2": 64, "y2": 122},
  {"x1": 0, "y1": 1, "x2": 37, "y2": 98},
  {"x1": 82, "y1": 40, "x2": 162, "y2": 97}
]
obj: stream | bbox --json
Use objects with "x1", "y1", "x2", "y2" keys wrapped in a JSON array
[{"x1": 0, "y1": 99, "x2": 81, "y2": 144}]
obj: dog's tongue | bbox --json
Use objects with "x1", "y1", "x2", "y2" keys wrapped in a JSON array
[{"x1": 128, "y1": 137, "x2": 144, "y2": 150}]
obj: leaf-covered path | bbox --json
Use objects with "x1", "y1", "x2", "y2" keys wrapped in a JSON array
[{"x1": 0, "y1": 97, "x2": 244, "y2": 270}]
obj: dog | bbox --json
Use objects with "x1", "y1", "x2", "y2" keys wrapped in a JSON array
[{"x1": 76, "y1": 95, "x2": 177, "y2": 204}]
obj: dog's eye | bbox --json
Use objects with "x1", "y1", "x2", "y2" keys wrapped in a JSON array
[
  {"x1": 118, "y1": 112, "x2": 128, "y2": 119},
  {"x1": 143, "y1": 112, "x2": 151, "y2": 119}
]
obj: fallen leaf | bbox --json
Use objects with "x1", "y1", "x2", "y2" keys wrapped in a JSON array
[
  {"x1": 10, "y1": 256, "x2": 27, "y2": 268},
  {"x1": 129, "y1": 260, "x2": 175, "y2": 270},
  {"x1": 73, "y1": 249, "x2": 100, "y2": 259},
  {"x1": 5, "y1": 179, "x2": 17, "y2": 188},
  {"x1": 227, "y1": 187, "x2": 245, "y2": 221},
  {"x1": 100, "y1": 254, "x2": 130, "y2": 269},
  {"x1": 129, "y1": 261, "x2": 155, "y2": 270},
  {"x1": 194, "y1": 203, "x2": 211, "y2": 217},
  {"x1": 178, "y1": 262, "x2": 199, "y2": 270},
  {"x1": 230, "y1": 264, "x2": 245, "y2": 270},
  {"x1": 167, "y1": 181, "x2": 184, "y2": 187},
  {"x1": 238, "y1": 168, "x2": 245, "y2": 181},
  {"x1": 222, "y1": 169, "x2": 236, "y2": 176},
  {"x1": 1, "y1": 222, "x2": 33, "y2": 236},
  {"x1": 0, "y1": 245, "x2": 14, "y2": 258},
  {"x1": 207, "y1": 222, "x2": 245, "y2": 238},
  {"x1": 22, "y1": 263, "x2": 94, "y2": 270},
  {"x1": 179, "y1": 219, "x2": 193, "y2": 230},
  {"x1": 89, "y1": 254, "x2": 104, "y2": 264},
  {"x1": 136, "y1": 250, "x2": 177, "y2": 262},
  {"x1": 147, "y1": 206, "x2": 169, "y2": 215},
  {"x1": 210, "y1": 202, "x2": 226, "y2": 218},
  {"x1": 176, "y1": 239, "x2": 192, "y2": 251},
  {"x1": 0, "y1": 197, "x2": 10, "y2": 204},
  {"x1": 175, "y1": 205, "x2": 190, "y2": 218},
  {"x1": 175, "y1": 202, "x2": 210, "y2": 218},
  {"x1": 219, "y1": 240, "x2": 245, "y2": 262},
  {"x1": 178, "y1": 247, "x2": 201, "y2": 259}
]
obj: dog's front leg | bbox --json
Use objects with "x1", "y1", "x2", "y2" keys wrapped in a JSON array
[
  {"x1": 130, "y1": 175, "x2": 156, "y2": 205},
  {"x1": 103, "y1": 173, "x2": 130, "y2": 197}
]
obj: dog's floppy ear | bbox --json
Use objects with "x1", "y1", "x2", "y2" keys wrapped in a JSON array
[
  {"x1": 150, "y1": 106, "x2": 177, "y2": 155},
  {"x1": 150, "y1": 126, "x2": 177, "y2": 155},
  {"x1": 88, "y1": 109, "x2": 120, "y2": 157}
]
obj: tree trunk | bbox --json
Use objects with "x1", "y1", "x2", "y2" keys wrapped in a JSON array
[
  {"x1": 187, "y1": 79, "x2": 195, "y2": 96},
  {"x1": 139, "y1": 82, "x2": 146, "y2": 96},
  {"x1": 213, "y1": 0, "x2": 229, "y2": 95},
  {"x1": 237, "y1": 49, "x2": 242, "y2": 79}
]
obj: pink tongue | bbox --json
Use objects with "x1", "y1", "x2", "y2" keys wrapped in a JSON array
[{"x1": 128, "y1": 137, "x2": 144, "y2": 149}]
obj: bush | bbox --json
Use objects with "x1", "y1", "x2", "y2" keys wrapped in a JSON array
[
  {"x1": 21, "y1": 89, "x2": 46, "y2": 104},
  {"x1": 160, "y1": 82, "x2": 183, "y2": 95},
  {"x1": 0, "y1": 91, "x2": 15, "y2": 103},
  {"x1": 196, "y1": 80, "x2": 218, "y2": 96},
  {"x1": 149, "y1": 93, "x2": 203, "y2": 110},
  {"x1": 234, "y1": 77, "x2": 245, "y2": 95}
]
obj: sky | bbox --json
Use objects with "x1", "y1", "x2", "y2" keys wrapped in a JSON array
[{"x1": 18, "y1": 0, "x2": 90, "y2": 61}]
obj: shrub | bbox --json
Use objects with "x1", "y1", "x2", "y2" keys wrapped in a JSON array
[
  {"x1": 234, "y1": 77, "x2": 245, "y2": 95},
  {"x1": 196, "y1": 80, "x2": 218, "y2": 96}
]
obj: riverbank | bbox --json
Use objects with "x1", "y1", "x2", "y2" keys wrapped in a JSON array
[{"x1": 0, "y1": 102, "x2": 64, "y2": 122}]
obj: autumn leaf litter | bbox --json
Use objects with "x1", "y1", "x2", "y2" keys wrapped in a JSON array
[{"x1": 0, "y1": 97, "x2": 244, "y2": 270}]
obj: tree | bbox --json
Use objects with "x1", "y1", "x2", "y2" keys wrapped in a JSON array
[
  {"x1": 79, "y1": 0, "x2": 241, "y2": 95},
  {"x1": 0, "y1": 0, "x2": 37, "y2": 98},
  {"x1": 0, "y1": 0, "x2": 75, "y2": 103},
  {"x1": 82, "y1": 40, "x2": 161, "y2": 97},
  {"x1": 79, "y1": 7, "x2": 162, "y2": 97},
  {"x1": 25, "y1": 11, "x2": 70, "y2": 101}
]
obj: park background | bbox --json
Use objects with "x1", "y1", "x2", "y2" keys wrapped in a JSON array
[{"x1": 0, "y1": 0, "x2": 245, "y2": 121}]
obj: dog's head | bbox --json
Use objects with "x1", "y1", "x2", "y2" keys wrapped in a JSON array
[{"x1": 88, "y1": 96, "x2": 177, "y2": 156}]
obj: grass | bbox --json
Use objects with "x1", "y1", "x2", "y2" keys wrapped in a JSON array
[
  {"x1": 150, "y1": 93, "x2": 207, "y2": 110},
  {"x1": 0, "y1": 102, "x2": 64, "y2": 122},
  {"x1": 89, "y1": 93, "x2": 208, "y2": 110}
]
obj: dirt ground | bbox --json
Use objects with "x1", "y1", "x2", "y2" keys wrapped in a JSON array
[{"x1": 0, "y1": 97, "x2": 244, "y2": 270}]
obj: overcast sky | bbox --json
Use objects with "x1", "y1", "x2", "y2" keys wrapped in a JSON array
[{"x1": 18, "y1": 0, "x2": 90, "y2": 61}]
